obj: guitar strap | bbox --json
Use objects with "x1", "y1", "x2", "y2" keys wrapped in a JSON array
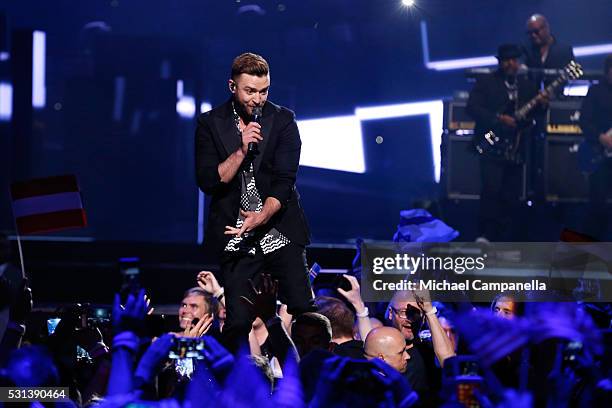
[{"x1": 504, "y1": 77, "x2": 522, "y2": 160}]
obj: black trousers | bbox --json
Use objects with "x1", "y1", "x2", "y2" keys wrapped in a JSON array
[
  {"x1": 219, "y1": 241, "x2": 315, "y2": 353},
  {"x1": 479, "y1": 157, "x2": 525, "y2": 241},
  {"x1": 583, "y1": 158, "x2": 612, "y2": 240}
]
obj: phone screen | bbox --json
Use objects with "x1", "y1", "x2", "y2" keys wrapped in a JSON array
[
  {"x1": 457, "y1": 382, "x2": 480, "y2": 408},
  {"x1": 169, "y1": 337, "x2": 206, "y2": 360},
  {"x1": 47, "y1": 318, "x2": 61, "y2": 335}
]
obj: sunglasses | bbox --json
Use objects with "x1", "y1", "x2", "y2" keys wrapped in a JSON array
[
  {"x1": 526, "y1": 27, "x2": 543, "y2": 35},
  {"x1": 390, "y1": 306, "x2": 422, "y2": 322}
]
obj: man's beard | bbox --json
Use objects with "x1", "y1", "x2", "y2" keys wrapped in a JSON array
[{"x1": 233, "y1": 97, "x2": 252, "y2": 122}]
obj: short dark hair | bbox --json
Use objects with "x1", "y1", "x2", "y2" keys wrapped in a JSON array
[
  {"x1": 491, "y1": 291, "x2": 524, "y2": 316},
  {"x1": 182, "y1": 287, "x2": 217, "y2": 316},
  {"x1": 315, "y1": 296, "x2": 355, "y2": 339},
  {"x1": 604, "y1": 54, "x2": 612, "y2": 75},
  {"x1": 231, "y1": 52, "x2": 269, "y2": 80},
  {"x1": 293, "y1": 312, "x2": 332, "y2": 342}
]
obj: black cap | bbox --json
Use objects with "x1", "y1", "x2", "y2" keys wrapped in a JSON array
[{"x1": 496, "y1": 44, "x2": 522, "y2": 60}]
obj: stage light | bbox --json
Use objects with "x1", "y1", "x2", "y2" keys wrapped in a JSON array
[
  {"x1": 574, "y1": 43, "x2": 612, "y2": 57},
  {"x1": 355, "y1": 100, "x2": 444, "y2": 182},
  {"x1": 0, "y1": 82, "x2": 12, "y2": 121},
  {"x1": 176, "y1": 96, "x2": 196, "y2": 118},
  {"x1": 564, "y1": 82, "x2": 590, "y2": 97},
  {"x1": 176, "y1": 79, "x2": 197, "y2": 118},
  {"x1": 200, "y1": 101, "x2": 212, "y2": 113},
  {"x1": 402, "y1": 0, "x2": 415, "y2": 7},
  {"x1": 176, "y1": 80, "x2": 184, "y2": 98},
  {"x1": 297, "y1": 99, "x2": 444, "y2": 179},
  {"x1": 32, "y1": 31, "x2": 46, "y2": 108},
  {"x1": 297, "y1": 115, "x2": 366, "y2": 173},
  {"x1": 420, "y1": 21, "x2": 612, "y2": 71}
]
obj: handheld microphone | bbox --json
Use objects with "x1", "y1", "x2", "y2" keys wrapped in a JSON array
[{"x1": 248, "y1": 106, "x2": 263, "y2": 157}]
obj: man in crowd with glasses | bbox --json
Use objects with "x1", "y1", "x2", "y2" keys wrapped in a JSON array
[{"x1": 387, "y1": 290, "x2": 455, "y2": 406}]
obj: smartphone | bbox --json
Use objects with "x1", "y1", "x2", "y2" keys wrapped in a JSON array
[
  {"x1": 168, "y1": 337, "x2": 206, "y2": 360},
  {"x1": 442, "y1": 356, "x2": 483, "y2": 408},
  {"x1": 47, "y1": 318, "x2": 61, "y2": 335},
  {"x1": 313, "y1": 272, "x2": 352, "y2": 292},
  {"x1": 119, "y1": 257, "x2": 142, "y2": 301},
  {"x1": 88, "y1": 306, "x2": 112, "y2": 326},
  {"x1": 119, "y1": 257, "x2": 140, "y2": 279},
  {"x1": 456, "y1": 359, "x2": 482, "y2": 407}
]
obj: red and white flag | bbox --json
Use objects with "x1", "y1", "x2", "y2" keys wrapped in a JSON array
[{"x1": 10, "y1": 175, "x2": 87, "y2": 235}]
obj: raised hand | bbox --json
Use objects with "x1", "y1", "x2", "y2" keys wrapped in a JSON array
[
  {"x1": 337, "y1": 274, "x2": 365, "y2": 312},
  {"x1": 112, "y1": 289, "x2": 147, "y2": 334},
  {"x1": 240, "y1": 274, "x2": 279, "y2": 322},
  {"x1": 183, "y1": 314, "x2": 214, "y2": 338},
  {"x1": 412, "y1": 287, "x2": 433, "y2": 314},
  {"x1": 134, "y1": 333, "x2": 175, "y2": 383},
  {"x1": 197, "y1": 271, "x2": 222, "y2": 296}
]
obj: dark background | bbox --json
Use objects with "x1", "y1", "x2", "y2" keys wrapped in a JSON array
[{"x1": 1, "y1": 0, "x2": 610, "y2": 244}]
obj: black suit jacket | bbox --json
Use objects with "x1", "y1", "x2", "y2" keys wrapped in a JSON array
[
  {"x1": 522, "y1": 38, "x2": 574, "y2": 92},
  {"x1": 466, "y1": 70, "x2": 540, "y2": 141},
  {"x1": 522, "y1": 38, "x2": 574, "y2": 71},
  {"x1": 195, "y1": 99, "x2": 310, "y2": 260}
]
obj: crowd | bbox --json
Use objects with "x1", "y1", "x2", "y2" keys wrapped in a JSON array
[{"x1": 1, "y1": 243, "x2": 611, "y2": 408}]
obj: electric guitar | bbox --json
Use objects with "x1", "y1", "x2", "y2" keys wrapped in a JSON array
[{"x1": 474, "y1": 61, "x2": 584, "y2": 162}]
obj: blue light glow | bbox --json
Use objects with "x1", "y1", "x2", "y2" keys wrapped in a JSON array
[
  {"x1": 0, "y1": 82, "x2": 12, "y2": 121},
  {"x1": 200, "y1": 101, "x2": 212, "y2": 113},
  {"x1": 32, "y1": 31, "x2": 46, "y2": 108},
  {"x1": 420, "y1": 20, "x2": 612, "y2": 71},
  {"x1": 297, "y1": 115, "x2": 366, "y2": 173},
  {"x1": 177, "y1": 96, "x2": 196, "y2": 118},
  {"x1": 355, "y1": 100, "x2": 444, "y2": 182}
]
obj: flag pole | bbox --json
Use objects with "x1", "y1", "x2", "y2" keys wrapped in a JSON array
[
  {"x1": 10, "y1": 193, "x2": 26, "y2": 280},
  {"x1": 11, "y1": 213, "x2": 27, "y2": 280},
  {"x1": 15, "y1": 234, "x2": 26, "y2": 280}
]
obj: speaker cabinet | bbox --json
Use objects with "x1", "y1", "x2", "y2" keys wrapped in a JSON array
[{"x1": 543, "y1": 135, "x2": 589, "y2": 202}]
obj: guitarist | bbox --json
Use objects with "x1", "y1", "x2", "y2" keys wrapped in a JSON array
[
  {"x1": 580, "y1": 55, "x2": 612, "y2": 240},
  {"x1": 467, "y1": 44, "x2": 547, "y2": 241}
]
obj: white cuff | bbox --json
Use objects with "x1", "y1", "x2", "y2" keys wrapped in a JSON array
[
  {"x1": 355, "y1": 307, "x2": 369, "y2": 318},
  {"x1": 213, "y1": 288, "x2": 224, "y2": 299},
  {"x1": 425, "y1": 306, "x2": 438, "y2": 316}
]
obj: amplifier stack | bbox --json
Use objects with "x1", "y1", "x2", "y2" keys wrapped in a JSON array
[{"x1": 442, "y1": 97, "x2": 591, "y2": 202}]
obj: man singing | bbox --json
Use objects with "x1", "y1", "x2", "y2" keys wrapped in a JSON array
[{"x1": 195, "y1": 53, "x2": 314, "y2": 351}]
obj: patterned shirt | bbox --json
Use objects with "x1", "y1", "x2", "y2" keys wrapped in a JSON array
[{"x1": 224, "y1": 103, "x2": 290, "y2": 255}]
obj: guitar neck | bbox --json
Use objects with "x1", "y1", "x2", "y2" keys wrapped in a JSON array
[{"x1": 515, "y1": 76, "x2": 566, "y2": 120}]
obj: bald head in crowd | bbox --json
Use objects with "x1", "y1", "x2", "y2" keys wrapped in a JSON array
[
  {"x1": 364, "y1": 327, "x2": 410, "y2": 373},
  {"x1": 526, "y1": 14, "x2": 553, "y2": 48}
]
